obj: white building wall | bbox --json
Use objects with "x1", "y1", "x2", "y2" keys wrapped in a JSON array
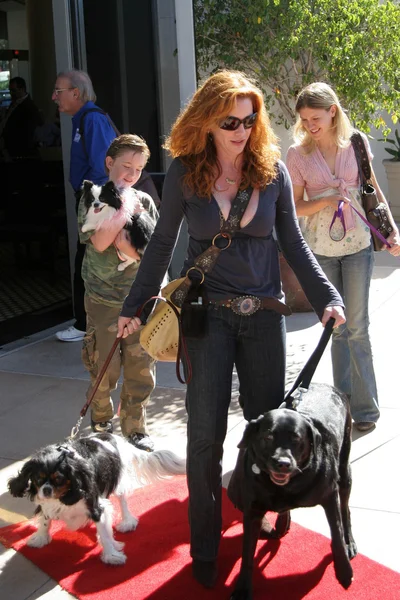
[{"x1": 153, "y1": 0, "x2": 180, "y2": 170}]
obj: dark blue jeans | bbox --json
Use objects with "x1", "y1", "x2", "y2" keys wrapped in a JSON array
[{"x1": 185, "y1": 305, "x2": 286, "y2": 561}]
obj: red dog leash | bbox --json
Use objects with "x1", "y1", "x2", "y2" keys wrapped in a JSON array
[{"x1": 70, "y1": 336, "x2": 122, "y2": 438}]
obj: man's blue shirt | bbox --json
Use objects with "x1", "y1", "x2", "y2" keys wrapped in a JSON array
[{"x1": 70, "y1": 101, "x2": 117, "y2": 192}]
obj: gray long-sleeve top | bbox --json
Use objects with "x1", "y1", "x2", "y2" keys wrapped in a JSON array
[{"x1": 120, "y1": 158, "x2": 343, "y2": 319}]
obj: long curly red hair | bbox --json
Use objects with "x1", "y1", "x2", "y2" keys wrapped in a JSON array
[{"x1": 164, "y1": 70, "x2": 280, "y2": 199}]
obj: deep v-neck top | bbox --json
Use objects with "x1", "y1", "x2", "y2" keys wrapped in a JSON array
[{"x1": 121, "y1": 157, "x2": 343, "y2": 319}]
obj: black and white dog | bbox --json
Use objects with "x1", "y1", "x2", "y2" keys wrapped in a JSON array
[
  {"x1": 8, "y1": 433, "x2": 186, "y2": 565},
  {"x1": 80, "y1": 180, "x2": 155, "y2": 271}
]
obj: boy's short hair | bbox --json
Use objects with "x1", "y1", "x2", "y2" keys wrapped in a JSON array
[{"x1": 105, "y1": 134, "x2": 150, "y2": 173}]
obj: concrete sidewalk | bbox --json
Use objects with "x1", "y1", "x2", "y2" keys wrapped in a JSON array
[{"x1": 0, "y1": 250, "x2": 399, "y2": 599}]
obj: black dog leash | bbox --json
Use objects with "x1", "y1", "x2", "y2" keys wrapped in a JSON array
[{"x1": 284, "y1": 317, "x2": 335, "y2": 409}]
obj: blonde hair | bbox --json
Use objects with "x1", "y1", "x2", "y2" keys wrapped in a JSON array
[
  {"x1": 164, "y1": 70, "x2": 280, "y2": 198},
  {"x1": 105, "y1": 134, "x2": 150, "y2": 174},
  {"x1": 293, "y1": 82, "x2": 354, "y2": 153}
]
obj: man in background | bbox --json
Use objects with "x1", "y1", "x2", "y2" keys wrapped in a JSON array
[
  {"x1": 53, "y1": 69, "x2": 119, "y2": 342},
  {"x1": 0, "y1": 76, "x2": 43, "y2": 159}
]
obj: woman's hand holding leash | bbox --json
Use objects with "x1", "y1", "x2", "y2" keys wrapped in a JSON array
[
  {"x1": 117, "y1": 316, "x2": 141, "y2": 338},
  {"x1": 386, "y1": 228, "x2": 400, "y2": 257},
  {"x1": 322, "y1": 305, "x2": 346, "y2": 329},
  {"x1": 325, "y1": 195, "x2": 350, "y2": 210}
]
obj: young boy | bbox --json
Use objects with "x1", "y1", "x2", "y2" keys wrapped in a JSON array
[{"x1": 78, "y1": 134, "x2": 158, "y2": 452}]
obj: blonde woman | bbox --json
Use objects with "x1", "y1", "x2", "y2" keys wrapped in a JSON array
[
  {"x1": 118, "y1": 71, "x2": 344, "y2": 588},
  {"x1": 286, "y1": 82, "x2": 400, "y2": 434}
]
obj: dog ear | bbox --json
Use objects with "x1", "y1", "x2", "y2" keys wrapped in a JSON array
[
  {"x1": 82, "y1": 180, "x2": 93, "y2": 192},
  {"x1": 103, "y1": 180, "x2": 120, "y2": 197},
  {"x1": 308, "y1": 422, "x2": 322, "y2": 451},
  {"x1": 81, "y1": 180, "x2": 94, "y2": 209},
  {"x1": 237, "y1": 414, "x2": 265, "y2": 448},
  {"x1": 101, "y1": 180, "x2": 122, "y2": 206},
  {"x1": 59, "y1": 453, "x2": 94, "y2": 506},
  {"x1": 103, "y1": 180, "x2": 117, "y2": 192},
  {"x1": 8, "y1": 460, "x2": 36, "y2": 497},
  {"x1": 302, "y1": 419, "x2": 322, "y2": 468}
]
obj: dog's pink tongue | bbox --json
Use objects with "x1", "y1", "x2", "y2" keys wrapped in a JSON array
[{"x1": 94, "y1": 208, "x2": 101, "y2": 213}]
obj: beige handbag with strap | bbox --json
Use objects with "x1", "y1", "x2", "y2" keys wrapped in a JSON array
[{"x1": 139, "y1": 277, "x2": 186, "y2": 362}]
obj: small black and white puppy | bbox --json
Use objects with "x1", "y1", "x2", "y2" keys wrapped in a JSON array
[
  {"x1": 8, "y1": 433, "x2": 186, "y2": 565},
  {"x1": 80, "y1": 180, "x2": 155, "y2": 271},
  {"x1": 228, "y1": 383, "x2": 357, "y2": 600}
]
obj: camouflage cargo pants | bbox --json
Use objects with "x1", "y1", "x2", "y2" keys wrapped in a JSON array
[{"x1": 82, "y1": 295, "x2": 155, "y2": 437}]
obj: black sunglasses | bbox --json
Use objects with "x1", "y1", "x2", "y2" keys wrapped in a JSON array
[{"x1": 219, "y1": 112, "x2": 258, "y2": 131}]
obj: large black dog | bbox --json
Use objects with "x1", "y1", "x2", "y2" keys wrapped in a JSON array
[{"x1": 228, "y1": 383, "x2": 357, "y2": 600}]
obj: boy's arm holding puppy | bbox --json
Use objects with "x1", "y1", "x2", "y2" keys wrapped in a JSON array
[
  {"x1": 114, "y1": 229, "x2": 141, "y2": 260},
  {"x1": 90, "y1": 223, "x2": 125, "y2": 253}
]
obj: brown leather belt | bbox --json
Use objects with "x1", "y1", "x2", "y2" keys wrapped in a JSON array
[{"x1": 207, "y1": 295, "x2": 292, "y2": 317}]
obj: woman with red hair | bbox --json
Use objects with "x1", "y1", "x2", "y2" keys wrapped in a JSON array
[{"x1": 118, "y1": 70, "x2": 344, "y2": 587}]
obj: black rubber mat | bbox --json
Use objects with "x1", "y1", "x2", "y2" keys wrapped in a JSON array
[{"x1": 0, "y1": 240, "x2": 73, "y2": 347}]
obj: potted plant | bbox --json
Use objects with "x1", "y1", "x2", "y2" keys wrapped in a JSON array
[{"x1": 378, "y1": 130, "x2": 400, "y2": 221}]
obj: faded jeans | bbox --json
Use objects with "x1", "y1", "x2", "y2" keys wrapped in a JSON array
[
  {"x1": 185, "y1": 305, "x2": 286, "y2": 561},
  {"x1": 314, "y1": 245, "x2": 380, "y2": 424}
]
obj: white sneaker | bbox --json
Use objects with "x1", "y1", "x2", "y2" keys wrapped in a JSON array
[{"x1": 55, "y1": 325, "x2": 85, "y2": 342}]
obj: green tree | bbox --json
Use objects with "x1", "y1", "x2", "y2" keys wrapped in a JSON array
[{"x1": 194, "y1": 0, "x2": 400, "y2": 132}]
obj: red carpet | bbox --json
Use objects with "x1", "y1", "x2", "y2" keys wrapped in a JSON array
[{"x1": 0, "y1": 476, "x2": 399, "y2": 599}]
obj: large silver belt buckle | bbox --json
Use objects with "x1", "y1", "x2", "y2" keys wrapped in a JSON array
[{"x1": 231, "y1": 296, "x2": 261, "y2": 316}]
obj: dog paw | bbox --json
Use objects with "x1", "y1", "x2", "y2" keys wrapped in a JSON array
[
  {"x1": 117, "y1": 263, "x2": 127, "y2": 271},
  {"x1": 335, "y1": 561, "x2": 353, "y2": 589},
  {"x1": 27, "y1": 532, "x2": 51, "y2": 548},
  {"x1": 101, "y1": 549, "x2": 127, "y2": 565},
  {"x1": 347, "y1": 540, "x2": 358, "y2": 560},
  {"x1": 116, "y1": 515, "x2": 139, "y2": 532},
  {"x1": 229, "y1": 574, "x2": 253, "y2": 600}
]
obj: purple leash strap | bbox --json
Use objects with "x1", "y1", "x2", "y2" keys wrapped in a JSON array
[
  {"x1": 330, "y1": 199, "x2": 391, "y2": 249},
  {"x1": 348, "y1": 202, "x2": 391, "y2": 248},
  {"x1": 329, "y1": 200, "x2": 346, "y2": 241}
]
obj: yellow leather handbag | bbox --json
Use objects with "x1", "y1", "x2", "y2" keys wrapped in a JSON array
[{"x1": 139, "y1": 277, "x2": 186, "y2": 362}]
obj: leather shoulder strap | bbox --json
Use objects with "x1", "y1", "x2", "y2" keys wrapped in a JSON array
[
  {"x1": 220, "y1": 186, "x2": 253, "y2": 235},
  {"x1": 170, "y1": 185, "x2": 254, "y2": 305},
  {"x1": 351, "y1": 131, "x2": 371, "y2": 183}
]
